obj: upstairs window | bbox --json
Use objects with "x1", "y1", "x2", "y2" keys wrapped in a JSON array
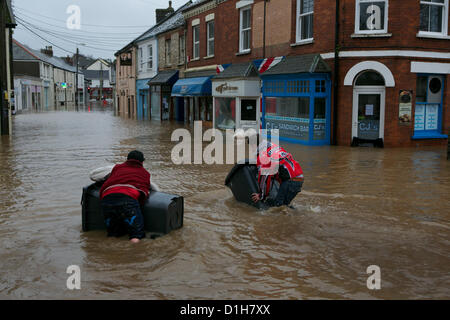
[
  {"x1": 239, "y1": 6, "x2": 251, "y2": 52},
  {"x1": 207, "y1": 21, "x2": 215, "y2": 57},
  {"x1": 296, "y1": 0, "x2": 314, "y2": 42},
  {"x1": 165, "y1": 39, "x2": 171, "y2": 66},
  {"x1": 179, "y1": 35, "x2": 185, "y2": 64},
  {"x1": 147, "y1": 44, "x2": 153, "y2": 70},
  {"x1": 193, "y1": 25, "x2": 200, "y2": 59},
  {"x1": 138, "y1": 48, "x2": 143, "y2": 71},
  {"x1": 355, "y1": 0, "x2": 388, "y2": 34},
  {"x1": 419, "y1": 0, "x2": 449, "y2": 35}
]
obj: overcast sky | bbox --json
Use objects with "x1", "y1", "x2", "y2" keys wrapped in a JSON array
[{"x1": 11, "y1": 0, "x2": 189, "y2": 60}]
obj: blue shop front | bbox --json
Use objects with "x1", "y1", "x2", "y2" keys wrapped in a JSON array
[
  {"x1": 260, "y1": 54, "x2": 332, "y2": 146},
  {"x1": 136, "y1": 79, "x2": 150, "y2": 120}
]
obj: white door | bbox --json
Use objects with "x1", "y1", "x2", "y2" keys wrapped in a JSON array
[{"x1": 352, "y1": 87, "x2": 385, "y2": 140}]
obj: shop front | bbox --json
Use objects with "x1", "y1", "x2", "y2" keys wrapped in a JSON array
[
  {"x1": 136, "y1": 79, "x2": 150, "y2": 120},
  {"x1": 171, "y1": 74, "x2": 214, "y2": 127},
  {"x1": 212, "y1": 62, "x2": 261, "y2": 131},
  {"x1": 147, "y1": 70, "x2": 178, "y2": 121},
  {"x1": 260, "y1": 54, "x2": 332, "y2": 146}
]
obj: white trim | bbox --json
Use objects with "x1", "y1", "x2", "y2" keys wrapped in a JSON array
[
  {"x1": 411, "y1": 61, "x2": 450, "y2": 74},
  {"x1": 205, "y1": 13, "x2": 215, "y2": 22},
  {"x1": 296, "y1": 0, "x2": 314, "y2": 43},
  {"x1": 192, "y1": 18, "x2": 200, "y2": 26},
  {"x1": 355, "y1": 0, "x2": 389, "y2": 35},
  {"x1": 416, "y1": 32, "x2": 450, "y2": 40},
  {"x1": 239, "y1": 6, "x2": 252, "y2": 53},
  {"x1": 291, "y1": 39, "x2": 314, "y2": 47},
  {"x1": 344, "y1": 61, "x2": 395, "y2": 87},
  {"x1": 352, "y1": 86, "x2": 386, "y2": 140},
  {"x1": 236, "y1": 0, "x2": 254, "y2": 9},
  {"x1": 320, "y1": 50, "x2": 450, "y2": 60},
  {"x1": 419, "y1": 0, "x2": 448, "y2": 36}
]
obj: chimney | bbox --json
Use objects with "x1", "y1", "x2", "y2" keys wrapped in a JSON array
[
  {"x1": 40, "y1": 46, "x2": 53, "y2": 57},
  {"x1": 155, "y1": 1, "x2": 174, "y2": 24}
]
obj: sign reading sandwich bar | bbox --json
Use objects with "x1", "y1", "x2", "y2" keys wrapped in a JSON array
[{"x1": 212, "y1": 80, "x2": 260, "y2": 97}]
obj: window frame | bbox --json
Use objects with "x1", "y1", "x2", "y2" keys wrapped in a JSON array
[
  {"x1": 239, "y1": 6, "x2": 252, "y2": 53},
  {"x1": 296, "y1": 0, "x2": 315, "y2": 43},
  {"x1": 419, "y1": 0, "x2": 449, "y2": 37},
  {"x1": 193, "y1": 25, "x2": 200, "y2": 60},
  {"x1": 147, "y1": 44, "x2": 153, "y2": 70},
  {"x1": 165, "y1": 39, "x2": 171, "y2": 66},
  {"x1": 354, "y1": 0, "x2": 389, "y2": 35},
  {"x1": 179, "y1": 35, "x2": 185, "y2": 64},
  {"x1": 207, "y1": 20, "x2": 215, "y2": 57},
  {"x1": 138, "y1": 47, "x2": 143, "y2": 71}
]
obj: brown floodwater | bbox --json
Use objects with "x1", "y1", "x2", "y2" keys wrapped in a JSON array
[{"x1": 0, "y1": 108, "x2": 449, "y2": 299}]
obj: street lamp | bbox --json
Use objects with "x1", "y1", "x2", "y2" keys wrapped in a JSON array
[{"x1": 75, "y1": 43, "x2": 86, "y2": 111}]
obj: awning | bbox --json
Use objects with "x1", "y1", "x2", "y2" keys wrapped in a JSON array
[
  {"x1": 171, "y1": 76, "x2": 212, "y2": 97},
  {"x1": 148, "y1": 70, "x2": 179, "y2": 86}
]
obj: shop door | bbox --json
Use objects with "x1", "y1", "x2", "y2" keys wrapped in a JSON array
[
  {"x1": 352, "y1": 87, "x2": 385, "y2": 141},
  {"x1": 240, "y1": 99, "x2": 258, "y2": 130}
]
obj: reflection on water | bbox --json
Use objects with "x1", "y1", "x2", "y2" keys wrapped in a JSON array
[{"x1": 0, "y1": 110, "x2": 449, "y2": 299}]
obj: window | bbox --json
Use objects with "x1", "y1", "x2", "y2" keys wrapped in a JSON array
[
  {"x1": 138, "y1": 48, "x2": 143, "y2": 71},
  {"x1": 420, "y1": 0, "x2": 449, "y2": 35},
  {"x1": 179, "y1": 35, "x2": 185, "y2": 64},
  {"x1": 355, "y1": 0, "x2": 388, "y2": 34},
  {"x1": 414, "y1": 75, "x2": 445, "y2": 136},
  {"x1": 193, "y1": 25, "x2": 200, "y2": 60},
  {"x1": 215, "y1": 98, "x2": 236, "y2": 129},
  {"x1": 207, "y1": 21, "x2": 215, "y2": 57},
  {"x1": 296, "y1": 0, "x2": 314, "y2": 42},
  {"x1": 239, "y1": 7, "x2": 251, "y2": 52},
  {"x1": 147, "y1": 44, "x2": 153, "y2": 70},
  {"x1": 165, "y1": 39, "x2": 171, "y2": 66}
]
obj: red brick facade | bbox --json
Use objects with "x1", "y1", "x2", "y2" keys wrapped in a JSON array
[{"x1": 180, "y1": 0, "x2": 450, "y2": 147}]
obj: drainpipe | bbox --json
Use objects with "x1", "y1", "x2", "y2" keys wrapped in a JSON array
[{"x1": 332, "y1": 0, "x2": 340, "y2": 146}]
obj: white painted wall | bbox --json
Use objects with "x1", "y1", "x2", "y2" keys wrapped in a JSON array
[{"x1": 137, "y1": 37, "x2": 158, "y2": 80}]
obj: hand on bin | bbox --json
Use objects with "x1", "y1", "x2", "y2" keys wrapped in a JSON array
[{"x1": 251, "y1": 193, "x2": 261, "y2": 203}]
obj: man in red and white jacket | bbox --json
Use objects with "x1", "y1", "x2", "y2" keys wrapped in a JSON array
[
  {"x1": 100, "y1": 150, "x2": 151, "y2": 243},
  {"x1": 250, "y1": 136, "x2": 304, "y2": 208}
]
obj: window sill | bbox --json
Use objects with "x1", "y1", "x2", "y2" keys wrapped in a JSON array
[
  {"x1": 236, "y1": 50, "x2": 251, "y2": 56},
  {"x1": 412, "y1": 132, "x2": 448, "y2": 140},
  {"x1": 190, "y1": 58, "x2": 200, "y2": 62},
  {"x1": 416, "y1": 32, "x2": 450, "y2": 40},
  {"x1": 204, "y1": 55, "x2": 215, "y2": 60},
  {"x1": 351, "y1": 33, "x2": 392, "y2": 38},
  {"x1": 291, "y1": 39, "x2": 314, "y2": 46}
]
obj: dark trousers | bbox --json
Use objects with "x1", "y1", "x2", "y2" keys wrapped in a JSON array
[
  {"x1": 101, "y1": 194, "x2": 146, "y2": 240},
  {"x1": 266, "y1": 180, "x2": 303, "y2": 207}
]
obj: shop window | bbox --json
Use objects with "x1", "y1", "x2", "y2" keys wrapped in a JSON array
[
  {"x1": 355, "y1": 0, "x2": 388, "y2": 34},
  {"x1": 296, "y1": 0, "x2": 314, "y2": 42},
  {"x1": 215, "y1": 98, "x2": 236, "y2": 129},
  {"x1": 414, "y1": 75, "x2": 445, "y2": 137},
  {"x1": 287, "y1": 80, "x2": 309, "y2": 94},
  {"x1": 314, "y1": 98, "x2": 326, "y2": 140},
  {"x1": 315, "y1": 80, "x2": 326, "y2": 93},
  {"x1": 264, "y1": 80, "x2": 285, "y2": 94},
  {"x1": 420, "y1": 0, "x2": 448, "y2": 35}
]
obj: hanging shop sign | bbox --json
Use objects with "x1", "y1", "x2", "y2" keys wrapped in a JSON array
[{"x1": 399, "y1": 90, "x2": 413, "y2": 124}]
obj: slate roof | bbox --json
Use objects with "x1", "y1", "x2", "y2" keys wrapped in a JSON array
[
  {"x1": 213, "y1": 62, "x2": 259, "y2": 80},
  {"x1": 261, "y1": 54, "x2": 331, "y2": 76},
  {"x1": 13, "y1": 40, "x2": 77, "y2": 72},
  {"x1": 184, "y1": 68, "x2": 218, "y2": 78},
  {"x1": 148, "y1": 70, "x2": 179, "y2": 85},
  {"x1": 82, "y1": 70, "x2": 110, "y2": 80}
]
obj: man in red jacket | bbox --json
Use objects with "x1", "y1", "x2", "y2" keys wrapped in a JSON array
[{"x1": 100, "y1": 150, "x2": 151, "y2": 243}]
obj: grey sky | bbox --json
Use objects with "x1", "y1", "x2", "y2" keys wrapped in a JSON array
[{"x1": 12, "y1": 0, "x2": 189, "y2": 60}]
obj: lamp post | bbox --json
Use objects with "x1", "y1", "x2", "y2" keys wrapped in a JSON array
[{"x1": 75, "y1": 43, "x2": 86, "y2": 111}]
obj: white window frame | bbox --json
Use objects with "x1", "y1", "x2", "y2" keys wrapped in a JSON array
[
  {"x1": 193, "y1": 25, "x2": 200, "y2": 60},
  {"x1": 138, "y1": 47, "x2": 143, "y2": 71},
  {"x1": 207, "y1": 20, "x2": 215, "y2": 57},
  {"x1": 296, "y1": 0, "x2": 314, "y2": 42},
  {"x1": 418, "y1": 0, "x2": 449, "y2": 37},
  {"x1": 239, "y1": 6, "x2": 251, "y2": 53},
  {"x1": 147, "y1": 44, "x2": 153, "y2": 70},
  {"x1": 179, "y1": 35, "x2": 185, "y2": 64},
  {"x1": 355, "y1": 0, "x2": 389, "y2": 35}
]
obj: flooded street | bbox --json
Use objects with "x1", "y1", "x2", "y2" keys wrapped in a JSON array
[{"x1": 0, "y1": 109, "x2": 449, "y2": 300}]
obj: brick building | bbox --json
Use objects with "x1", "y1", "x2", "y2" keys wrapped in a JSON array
[{"x1": 175, "y1": 0, "x2": 450, "y2": 147}]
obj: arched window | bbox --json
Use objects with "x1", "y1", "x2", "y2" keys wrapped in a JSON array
[{"x1": 355, "y1": 71, "x2": 385, "y2": 86}]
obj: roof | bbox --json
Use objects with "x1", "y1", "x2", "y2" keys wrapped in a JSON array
[
  {"x1": 213, "y1": 62, "x2": 259, "y2": 80},
  {"x1": 261, "y1": 54, "x2": 331, "y2": 76},
  {"x1": 184, "y1": 68, "x2": 218, "y2": 78},
  {"x1": 148, "y1": 69, "x2": 179, "y2": 85},
  {"x1": 82, "y1": 70, "x2": 110, "y2": 80},
  {"x1": 86, "y1": 58, "x2": 111, "y2": 69},
  {"x1": 13, "y1": 40, "x2": 77, "y2": 72}
]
